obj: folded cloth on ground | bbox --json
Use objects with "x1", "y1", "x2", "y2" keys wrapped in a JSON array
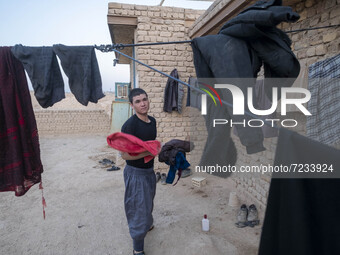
[{"x1": 107, "y1": 132, "x2": 161, "y2": 163}]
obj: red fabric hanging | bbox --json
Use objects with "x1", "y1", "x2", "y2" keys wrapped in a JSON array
[
  {"x1": 0, "y1": 47, "x2": 44, "y2": 197},
  {"x1": 107, "y1": 132, "x2": 161, "y2": 163}
]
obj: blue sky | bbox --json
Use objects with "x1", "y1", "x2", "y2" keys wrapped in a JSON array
[{"x1": 0, "y1": 0, "x2": 211, "y2": 92}]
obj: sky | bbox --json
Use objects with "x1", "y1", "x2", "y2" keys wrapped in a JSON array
[{"x1": 0, "y1": 0, "x2": 211, "y2": 92}]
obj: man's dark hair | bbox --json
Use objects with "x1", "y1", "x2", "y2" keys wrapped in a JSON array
[{"x1": 129, "y1": 88, "x2": 148, "y2": 103}]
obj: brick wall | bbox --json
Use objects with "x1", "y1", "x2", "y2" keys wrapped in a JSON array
[{"x1": 35, "y1": 110, "x2": 111, "y2": 136}]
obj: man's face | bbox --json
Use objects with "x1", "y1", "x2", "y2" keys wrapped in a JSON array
[{"x1": 131, "y1": 93, "x2": 149, "y2": 115}]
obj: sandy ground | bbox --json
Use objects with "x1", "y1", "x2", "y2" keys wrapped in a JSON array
[{"x1": 0, "y1": 135, "x2": 261, "y2": 255}]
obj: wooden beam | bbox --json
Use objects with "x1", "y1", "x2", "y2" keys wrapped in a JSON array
[
  {"x1": 107, "y1": 15, "x2": 137, "y2": 26},
  {"x1": 190, "y1": 0, "x2": 253, "y2": 38}
]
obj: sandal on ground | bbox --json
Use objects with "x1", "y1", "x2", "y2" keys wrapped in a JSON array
[
  {"x1": 99, "y1": 158, "x2": 114, "y2": 165},
  {"x1": 148, "y1": 225, "x2": 154, "y2": 232},
  {"x1": 155, "y1": 172, "x2": 161, "y2": 182},
  {"x1": 107, "y1": 166, "x2": 120, "y2": 171},
  {"x1": 133, "y1": 250, "x2": 145, "y2": 255}
]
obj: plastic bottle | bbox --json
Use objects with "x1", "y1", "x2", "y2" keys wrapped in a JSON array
[{"x1": 202, "y1": 214, "x2": 209, "y2": 232}]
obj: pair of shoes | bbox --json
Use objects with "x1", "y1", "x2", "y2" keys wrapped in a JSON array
[
  {"x1": 99, "y1": 158, "x2": 115, "y2": 165},
  {"x1": 133, "y1": 250, "x2": 145, "y2": 255},
  {"x1": 160, "y1": 173, "x2": 167, "y2": 185},
  {"x1": 107, "y1": 165, "x2": 120, "y2": 171},
  {"x1": 155, "y1": 172, "x2": 161, "y2": 183},
  {"x1": 235, "y1": 204, "x2": 260, "y2": 228},
  {"x1": 247, "y1": 204, "x2": 260, "y2": 227},
  {"x1": 181, "y1": 168, "x2": 192, "y2": 178}
]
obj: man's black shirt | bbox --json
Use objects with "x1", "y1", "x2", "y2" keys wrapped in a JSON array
[{"x1": 121, "y1": 114, "x2": 157, "y2": 169}]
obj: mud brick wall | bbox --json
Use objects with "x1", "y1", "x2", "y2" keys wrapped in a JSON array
[{"x1": 34, "y1": 110, "x2": 111, "y2": 136}]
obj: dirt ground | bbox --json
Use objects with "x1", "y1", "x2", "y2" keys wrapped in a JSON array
[{"x1": 0, "y1": 135, "x2": 261, "y2": 255}]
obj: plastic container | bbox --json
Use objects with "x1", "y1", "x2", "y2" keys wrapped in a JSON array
[{"x1": 202, "y1": 214, "x2": 209, "y2": 232}]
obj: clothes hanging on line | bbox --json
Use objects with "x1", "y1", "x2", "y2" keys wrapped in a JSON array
[
  {"x1": 186, "y1": 76, "x2": 201, "y2": 109},
  {"x1": 11, "y1": 44, "x2": 65, "y2": 108},
  {"x1": 0, "y1": 47, "x2": 44, "y2": 196},
  {"x1": 163, "y1": 68, "x2": 184, "y2": 114},
  {"x1": 306, "y1": 53, "x2": 340, "y2": 145},
  {"x1": 234, "y1": 79, "x2": 279, "y2": 138},
  {"x1": 11, "y1": 44, "x2": 105, "y2": 108},
  {"x1": 191, "y1": 0, "x2": 300, "y2": 164},
  {"x1": 53, "y1": 44, "x2": 105, "y2": 106},
  {"x1": 259, "y1": 128, "x2": 340, "y2": 255},
  {"x1": 198, "y1": 97, "x2": 238, "y2": 173}
]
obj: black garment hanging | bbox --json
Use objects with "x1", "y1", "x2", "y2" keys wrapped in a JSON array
[
  {"x1": 53, "y1": 44, "x2": 105, "y2": 106},
  {"x1": 191, "y1": 0, "x2": 300, "y2": 159},
  {"x1": 259, "y1": 128, "x2": 340, "y2": 255},
  {"x1": 163, "y1": 68, "x2": 184, "y2": 113},
  {"x1": 11, "y1": 44, "x2": 65, "y2": 108}
]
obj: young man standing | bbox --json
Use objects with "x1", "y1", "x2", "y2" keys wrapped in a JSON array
[{"x1": 121, "y1": 88, "x2": 157, "y2": 255}]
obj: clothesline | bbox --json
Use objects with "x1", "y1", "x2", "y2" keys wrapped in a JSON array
[
  {"x1": 94, "y1": 24, "x2": 340, "y2": 51},
  {"x1": 100, "y1": 46, "x2": 280, "y2": 129}
]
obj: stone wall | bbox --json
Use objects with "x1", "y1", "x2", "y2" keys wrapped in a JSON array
[{"x1": 35, "y1": 110, "x2": 111, "y2": 136}]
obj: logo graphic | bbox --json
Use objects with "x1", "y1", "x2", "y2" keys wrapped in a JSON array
[
  {"x1": 201, "y1": 84, "x2": 311, "y2": 116},
  {"x1": 199, "y1": 82, "x2": 222, "y2": 115},
  {"x1": 199, "y1": 83, "x2": 312, "y2": 128}
]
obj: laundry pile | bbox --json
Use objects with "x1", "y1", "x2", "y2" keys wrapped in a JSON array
[{"x1": 158, "y1": 139, "x2": 194, "y2": 185}]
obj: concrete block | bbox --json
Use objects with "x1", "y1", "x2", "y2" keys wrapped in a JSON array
[
  {"x1": 315, "y1": 44, "x2": 326, "y2": 55},
  {"x1": 306, "y1": 47, "x2": 316, "y2": 56},
  {"x1": 323, "y1": 32, "x2": 338, "y2": 42},
  {"x1": 330, "y1": 8, "x2": 340, "y2": 18},
  {"x1": 108, "y1": 3, "x2": 122, "y2": 9},
  {"x1": 305, "y1": 0, "x2": 315, "y2": 8},
  {"x1": 135, "y1": 5, "x2": 147, "y2": 11},
  {"x1": 325, "y1": 0, "x2": 337, "y2": 9},
  {"x1": 122, "y1": 4, "x2": 134, "y2": 10},
  {"x1": 160, "y1": 31, "x2": 172, "y2": 37}
]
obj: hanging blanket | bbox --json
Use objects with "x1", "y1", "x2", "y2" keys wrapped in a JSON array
[{"x1": 0, "y1": 47, "x2": 44, "y2": 196}]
